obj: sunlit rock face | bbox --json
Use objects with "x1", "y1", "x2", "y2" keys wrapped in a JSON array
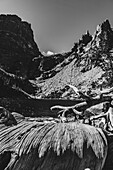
[
  {"x1": 35, "y1": 19, "x2": 113, "y2": 99},
  {"x1": 0, "y1": 14, "x2": 41, "y2": 79}
]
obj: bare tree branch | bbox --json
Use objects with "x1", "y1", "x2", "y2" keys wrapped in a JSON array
[
  {"x1": 67, "y1": 84, "x2": 92, "y2": 100},
  {"x1": 51, "y1": 86, "x2": 113, "y2": 121}
]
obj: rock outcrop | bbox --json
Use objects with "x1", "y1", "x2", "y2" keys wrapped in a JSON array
[
  {"x1": 0, "y1": 14, "x2": 76, "y2": 80},
  {"x1": 0, "y1": 67, "x2": 36, "y2": 98},
  {"x1": 36, "y1": 31, "x2": 92, "y2": 80},
  {"x1": 35, "y1": 19, "x2": 113, "y2": 99},
  {"x1": 0, "y1": 14, "x2": 41, "y2": 79}
]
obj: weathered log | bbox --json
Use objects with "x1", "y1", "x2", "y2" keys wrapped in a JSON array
[
  {"x1": 51, "y1": 86, "x2": 113, "y2": 119},
  {"x1": 0, "y1": 112, "x2": 108, "y2": 170},
  {"x1": 0, "y1": 86, "x2": 113, "y2": 170},
  {"x1": 10, "y1": 146, "x2": 106, "y2": 170}
]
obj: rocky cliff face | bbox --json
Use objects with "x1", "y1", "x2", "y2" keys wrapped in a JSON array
[
  {"x1": 36, "y1": 19, "x2": 113, "y2": 99},
  {"x1": 0, "y1": 14, "x2": 73, "y2": 80},
  {"x1": 79, "y1": 19, "x2": 113, "y2": 72},
  {"x1": 0, "y1": 14, "x2": 39, "y2": 113},
  {"x1": 0, "y1": 14, "x2": 41, "y2": 79}
]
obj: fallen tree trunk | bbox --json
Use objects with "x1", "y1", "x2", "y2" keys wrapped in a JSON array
[
  {"x1": 0, "y1": 112, "x2": 108, "y2": 170},
  {"x1": 0, "y1": 86, "x2": 113, "y2": 170}
]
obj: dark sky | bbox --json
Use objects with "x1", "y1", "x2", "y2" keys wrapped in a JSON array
[{"x1": 0, "y1": 0, "x2": 113, "y2": 53}]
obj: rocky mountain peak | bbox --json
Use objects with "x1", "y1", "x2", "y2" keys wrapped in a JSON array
[
  {"x1": 0, "y1": 14, "x2": 42, "y2": 79},
  {"x1": 71, "y1": 30, "x2": 92, "y2": 54},
  {"x1": 101, "y1": 19, "x2": 112, "y2": 31},
  {"x1": 95, "y1": 19, "x2": 111, "y2": 34},
  {"x1": 91, "y1": 19, "x2": 113, "y2": 50},
  {"x1": 35, "y1": 19, "x2": 113, "y2": 99},
  {"x1": 77, "y1": 19, "x2": 113, "y2": 73}
]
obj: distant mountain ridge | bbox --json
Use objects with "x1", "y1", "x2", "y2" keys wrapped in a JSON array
[{"x1": 35, "y1": 19, "x2": 113, "y2": 99}]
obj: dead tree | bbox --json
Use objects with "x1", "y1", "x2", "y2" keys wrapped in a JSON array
[
  {"x1": 51, "y1": 85, "x2": 113, "y2": 132},
  {"x1": 0, "y1": 85, "x2": 113, "y2": 170}
]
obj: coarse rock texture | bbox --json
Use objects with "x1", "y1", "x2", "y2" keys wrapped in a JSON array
[
  {"x1": 36, "y1": 60, "x2": 104, "y2": 99},
  {"x1": 0, "y1": 66, "x2": 38, "y2": 116},
  {"x1": 0, "y1": 14, "x2": 39, "y2": 115},
  {"x1": 0, "y1": 14, "x2": 74, "y2": 80},
  {"x1": 35, "y1": 51, "x2": 75, "y2": 79},
  {"x1": 0, "y1": 67, "x2": 37, "y2": 97},
  {"x1": 35, "y1": 19, "x2": 113, "y2": 99},
  {"x1": 0, "y1": 14, "x2": 41, "y2": 79},
  {"x1": 35, "y1": 30, "x2": 92, "y2": 81}
]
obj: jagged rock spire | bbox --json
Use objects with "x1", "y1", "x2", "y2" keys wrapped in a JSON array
[{"x1": 92, "y1": 19, "x2": 113, "y2": 49}]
